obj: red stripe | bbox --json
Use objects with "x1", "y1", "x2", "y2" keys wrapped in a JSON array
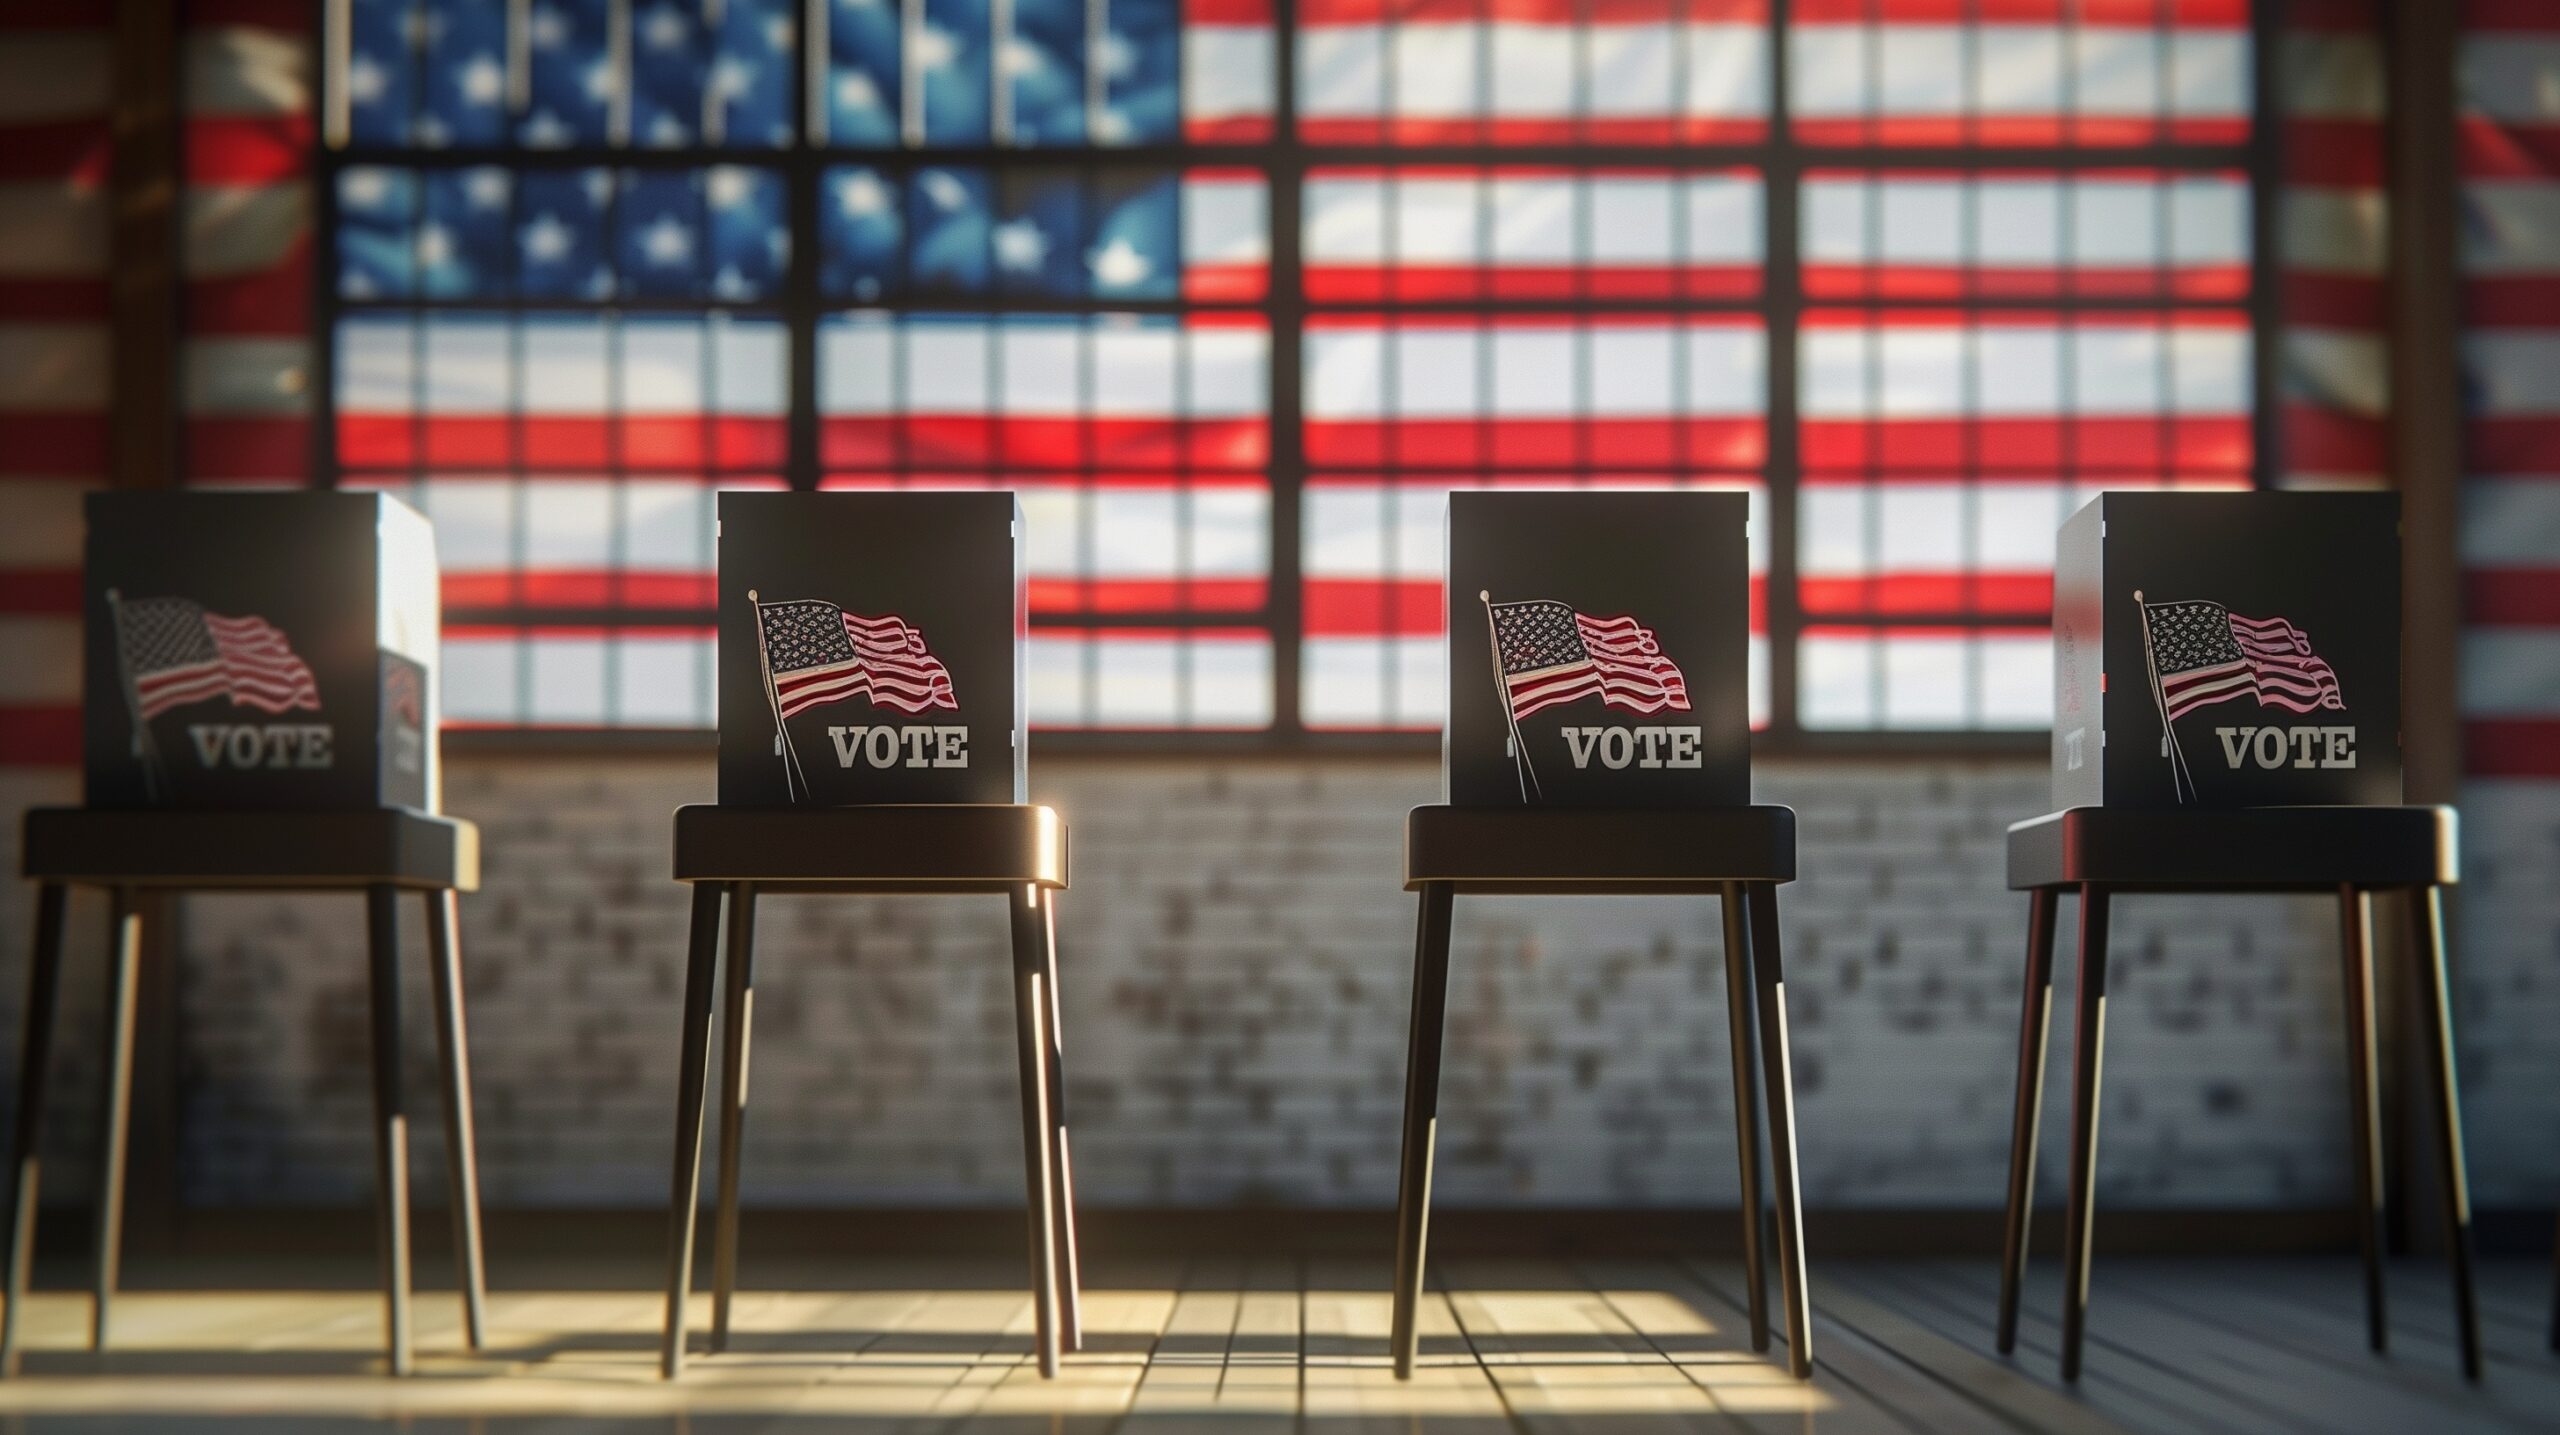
[
  {"x1": 0, "y1": 569, "x2": 81, "y2": 614},
  {"x1": 0, "y1": 414, "x2": 109, "y2": 475},
  {"x1": 2459, "y1": 276, "x2": 2560, "y2": 329},
  {"x1": 2286, "y1": 272, "x2": 2386, "y2": 330},
  {"x1": 2464, "y1": 569, "x2": 2560, "y2": 627},
  {"x1": 2284, "y1": 405, "x2": 2388, "y2": 476},
  {"x1": 2287, "y1": 120, "x2": 2386, "y2": 187},
  {"x1": 2456, "y1": 118, "x2": 2560, "y2": 179},
  {"x1": 1026, "y1": 577, "x2": 1268, "y2": 614},
  {"x1": 442, "y1": 571, "x2": 724, "y2": 610},
  {"x1": 187, "y1": 415, "x2": 309, "y2": 482},
  {"x1": 184, "y1": 115, "x2": 310, "y2": 184},
  {"x1": 2464, "y1": 0, "x2": 2560, "y2": 30},
  {"x1": 1295, "y1": 117, "x2": 1769, "y2": 146},
  {"x1": 819, "y1": 415, "x2": 1269, "y2": 470},
  {"x1": 0, "y1": 276, "x2": 108, "y2": 321},
  {"x1": 1184, "y1": 116, "x2": 1276, "y2": 143},
  {"x1": 2465, "y1": 719, "x2": 2560, "y2": 778},
  {"x1": 1804, "y1": 263, "x2": 2247, "y2": 303},
  {"x1": 2466, "y1": 417, "x2": 2560, "y2": 476},
  {"x1": 336, "y1": 415, "x2": 792, "y2": 471},
  {"x1": 1799, "y1": 571, "x2": 2053, "y2": 618},
  {"x1": 1303, "y1": 417, "x2": 1766, "y2": 469},
  {"x1": 186, "y1": 0, "x2": 313, "y2": 28},
  {"x1": 1182, "y1": 263, "x2": 1269, "y2": 302},
  {"x1": 1305, "y1": 263, "x2": 1762, "y2": 303},
  {"x1": 1792, "y1": 116, "x2": 2249, "y2": 148},
  {"x1": 188, "y1": 243, "x2": 313, "y2": 335},
  {"x1": 1800, "y1": 416, "x2": 2249, "y2": 473},
  {"x1": 0, "y1": 705, "x2": 79, "y2": 767},
  {"x1": 1184, "y1": 0, "x2": 1273, "y2": 21},
  {"x1": 0, "y1": 118, "x2": 110, "y2": 183}
]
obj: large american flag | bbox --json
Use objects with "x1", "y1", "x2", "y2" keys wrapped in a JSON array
[
  {"x1": 755, "y1": 598, "x2": 958, "y2": 720},
  {"x1": 1487, "y1": 598, "x2": 1690, "y2": 721},
  {"x1": 2139, "y1": 599, "x2": 2343, "y2": 723},
  {"x1": 115, "y1": 597, "x2": 322, "y2": 720}
]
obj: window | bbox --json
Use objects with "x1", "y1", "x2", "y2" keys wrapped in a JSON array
[{"x1": 321, "y1": 0, "x2": 2270, "y2": 738}]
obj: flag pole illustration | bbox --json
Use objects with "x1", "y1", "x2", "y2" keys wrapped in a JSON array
[
  {"x1": 2136, "y1": 590, "x2": 2347, "y2": 805},
  {"x1": 1479, "y1": 591, "x2": 1541, "y2": 802},
  {"x1": 746, "y1": 588, "x2": 810, "y2": 803},
  {"x1": 750, "y1": 593, "x2": 960, "y2": 803},
  {"x1": 103, "y1": 589, "x2": 164, "y2": 802},
  {"x1": 109, "y1": 593, "x2": 322, "y2": 801},
  {"x1": 2132, "y1": 589, "x2": 2197, "y2": 803}
]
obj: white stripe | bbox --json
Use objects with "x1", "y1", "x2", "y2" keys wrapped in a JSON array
[
  {"x1": 0, "y1": 617, "x2": 78, "y2": 704},
  {"x1": 1305, "y1": 174, "x2": 1384, "y2": 264},
  {"x1": 2460, "y1": 179, "x2": 2560, "y2": 276},
  {"x1": 2465, "y1": 330, "x2": 2560, "y2": 415},
  {"x1": 185, "y1": 184, "x2": 309, "y2": 277},
  {"x1": 185, "y1": 337, "x2": 309, "y2": 416},
  {"x1": 2462, "y1": 476, "x2": 2560, "y2": 567},
  {"x1": 0, "y1": 184, "x2": 106, "y2": 276},
  {"x1": 1181, "y1": 174, "x2": 1267, "y2": 273},
  {"x1": 2287, "y1": 329, "x2": 2388, "y2": 419},
  {"x1": 184, "y1": 26, "x2": 307, "y2": 118},
  {"x1": 2460, "y1": 34, "x2": 2560, "y2": 124},
  {"x1": 0, "y1": 323, "x2": 106, "y2": 410},
  {"x1": 2284, "y1": 185, "x2": 2385, "y2": 276},
  {"x1": 0, "y1": 478, "x2": 88, "y2": 568},
  {"x1": 2461, "y1": 630, "x2": 2560, "y2": 717},
  {"x1": 0, "y1": 33, "x2": 109, "y2": 126},
  {"x1": 1183, "y1": 27, "x2": 1275, "y2": 125},
  {"x1": 2291, "y1": 31, "x2": 2384, "y2": 121}
]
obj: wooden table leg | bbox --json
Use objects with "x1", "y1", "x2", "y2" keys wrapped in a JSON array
[
  {"x1": 710, "y1": 884, "x2": 759, "y2": 1355},
  {"x1": 1390, "y1": 881, "x2": 1455, "y2": 1381},
  {"x1": 1007, "y1": 885, "x2": 1062, "y2": 1379},
  {"x1": 2059, "y1": 884, "x2": 2111, "y2": 1383},
  {"x1": 1744, "y1": 883, "x2": 1812, "y2": 1380},
  {"x1": 1717, "y1": 881, "x2": 1768, "y2": 1352},
  {"x1": 2338, "y1": 885, "x2": 2387, "y2": 1353},
  {"x1": 424, "y1": 888, "x2": 489, "y2": 1352},
  {"x1": 364, "y1": 883, "x2": 413, "y2": 1376},
  {"x1": 2406, "y1": 883, "x2": 2481, "y2": 1382},
  {"x1": 1025, "y1": 886, "x2": 1082, "y2": 1352},
  {"x1": 91, "y1": 889, "x2": 141, "y2": 1353},
  {"x1": 1998, "y1": 886, "x2": 2059, "y2": 1356},
  {"x1": 1, "y1": 883, "x2": 69, "y2": 1379},
  {"x1": 660, "y1": 883, "x2": 727, "y2": 1379}
]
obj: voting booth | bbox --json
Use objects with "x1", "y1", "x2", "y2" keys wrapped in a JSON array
[
  {"x1": 82, "y1": 491, "x2": 439, "y2": 811},
  {"x1": 1996, "y1": 489, "x2": 2473, "y2": 1386},
  {"x1": 11, "y1": 491, "x2": 480, "y2": 1380},
  {"x1": 2051, "y1": 490, "x2": 2401, "y2": 810},
  {"x1": 716, "y1": 491, "x2": 1026, "y2": 807},
  {"x1": 665, "y1": 489, "x2": 1077, "y2": 1382},
  {"x1": 1444, "y1": 490, "x2": 1751, "y2": 808},
  {"x1": 1388, "y1": 488, "x2": 1813, "y2": 1384}
]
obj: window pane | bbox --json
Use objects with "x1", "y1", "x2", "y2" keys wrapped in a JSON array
[
  {"x1": 1300, "y1": 0, "x2": 1770, "y2": 146},
  {"x1": 1788, "y1": 4, "x2": 2249, "y2": 148}
]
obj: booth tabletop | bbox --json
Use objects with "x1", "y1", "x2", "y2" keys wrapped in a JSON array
[
  {"x1": 1403, "y1": 805, "x2": 1796, "y2": 895},
  {"x1": 20, "y1": 807, "x2": 479, "y2": 892},
  {"x1": 671, "y1": 803, "x2": 1068, "y2": 892},
  {"x1": 2006, "y1": 806, "x2": 2459, "y2": 893}
]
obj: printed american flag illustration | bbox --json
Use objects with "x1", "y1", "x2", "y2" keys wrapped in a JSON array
[
  {"x1": 2141, "y1": 599, "x2": 2344, "y2": 722},
  {"x1": 756, "y1": 599, "x2": 958, "y2": 719},
  {"x1": 1489, "y1": 599, "x2": 1690, "y2": 721},
  {"x1": 116, "y1": 598, "x2": 322, "y2": 719}
]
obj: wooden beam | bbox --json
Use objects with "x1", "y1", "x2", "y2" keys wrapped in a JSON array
[
  {"x1": 2387, "y1": 0, "x2": 2464, "y2": 804},
  {"x1": 107, "y1": 0, "x2": 185, "y2": 1260}
]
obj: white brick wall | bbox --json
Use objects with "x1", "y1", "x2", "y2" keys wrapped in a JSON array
[{"x1": 3, "y1": 756, "x2": 2554, "y2": 1211}]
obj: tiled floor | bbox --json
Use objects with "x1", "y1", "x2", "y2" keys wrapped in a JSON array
[{"x1": 0, "y1": 1254, "x2": 2550, "y2": 1431}]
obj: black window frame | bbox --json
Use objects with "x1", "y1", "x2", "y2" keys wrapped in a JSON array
[{"x1": 311, "y1": 0, "x2": 2285, "y2": 754}]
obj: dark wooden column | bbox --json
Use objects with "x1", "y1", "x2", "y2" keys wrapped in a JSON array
[
  {"x1": 2388, "y1": 0, "x2": 2463, "y2": 803},
  {"x1": 108, "y1": 0, "x2": 185, "y2": 1256},
  {"x1": 2382, "y1": 0, "x2": 2463, "y2": 1255}
]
